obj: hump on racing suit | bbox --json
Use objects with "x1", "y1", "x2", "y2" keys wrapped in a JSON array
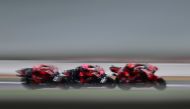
[{"x1": 33, "y1": 64, "x2": 59, "y2": 75}]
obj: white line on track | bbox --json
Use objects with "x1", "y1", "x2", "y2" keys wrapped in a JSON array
[
  {"x1": 0, "y1": 82, "x2": 22, "y2": 84},
  {"x1": 0, "y1": 82, "x2": 190, "y2": 88},
  {"x1": 167, "y1": 84, "x2": 190, "y2": 87}
]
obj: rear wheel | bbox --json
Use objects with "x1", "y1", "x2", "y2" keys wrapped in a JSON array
[
  {"x1": 154, "y1": 78, "x2": 167, "y2": 90},
  {"x1": 59, "y1": 83, "x2": 70, "y2": 89},
  {"x1": 104, "y1": 77, "x2": 116, "y2": 89},
  {"x1": 21, "y1": 77, "x2": 31, "y2": 84},
  {"x1": 69, "y1": 79, "x2": 82, "y2": 89},
  {"x1": 21, "y1": 77, "x2": 39, "y2": 89},
  {"x1": 117, "y1": 78, "x2": 131, "y2": 90},
  {"x1": 118, "y1": 83, "x2": 131, "y2": 90},
  {"x1": 58, "y1": 78, "x2": 70, "y2": 89},
  {"x1": 71, "y1": 83, "x2": 82, "y2": 89}
]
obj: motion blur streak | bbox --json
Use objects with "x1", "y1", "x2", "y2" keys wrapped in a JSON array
[
  {"x1": 0, "y1": 62, "x2": 190, "y2": 109},
  {"x1": 0, "y1": 0, "x2": 190, "y2": 61},
  {"x1": 0, "y1": 60, "x2": 190, "y2": 76},
  {"x1": 1, "y1": 0, "x2": 190, "y2": 109}
]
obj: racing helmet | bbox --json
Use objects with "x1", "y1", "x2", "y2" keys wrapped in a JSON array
[
  {"x1": 126, "y1": 63, "x2": 136, "y2": 69},
  {"x1": 81, "y1": 64, "x2": 96, "y2": 72},
  {"x1": 148, "y1": 65, "x2": 158, "y2": 73},
  {"x1": 81, "y1": 64, "x2": 89, "y2": 69}
]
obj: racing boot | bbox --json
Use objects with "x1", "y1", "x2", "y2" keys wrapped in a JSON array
[{"x1": 53, "y1": 73, "x2": 63, "y2": 82}]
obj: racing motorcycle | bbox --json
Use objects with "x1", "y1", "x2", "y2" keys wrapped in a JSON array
[
  {"x1": 109, "y1": 66, "x2": 167, "y2": 90},
  {"x1": 16, "y1": 68, "x2": 69, "y2": 89},
  {"x1": 61, "y1": 68, "x2": 116, "y2": 89}
]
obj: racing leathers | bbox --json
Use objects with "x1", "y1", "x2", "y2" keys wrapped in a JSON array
[
  {"x1": 78, "y1": 64, "x2": 106, "y2": 84},
  {"x1": 56, "y1": 64, "x2": 106, "y2": 84},
  {"x1": 118, "y1": 63, "x2": 158, "y2": 82},
  {"x1": 32, "y1": 64, "x2": 59, "y2": 84}
]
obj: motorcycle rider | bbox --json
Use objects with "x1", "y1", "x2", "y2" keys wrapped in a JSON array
[
  {"x1": 133, "y1": 64, "x2": 158, "y2": 81},
  {"x1": 78, "y1": 64, "x2": 106, "y2": 84},
  {"x1": 113, "y1": 63, "x2": 158, "y2": 82},
  {"x1": 32, "y1": 64, "x2": 59, "y2": 84},
  {"x1": 56, "y1": 64, "x2": 106, "y2": 84}
]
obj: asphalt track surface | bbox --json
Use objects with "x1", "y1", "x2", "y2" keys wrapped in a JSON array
[
  {"x1": 0, "y1": 82, "x2": 190, "y2": 109},
  {"x1": 0, "y1": 81, "x2": 190, "y2": 102}
]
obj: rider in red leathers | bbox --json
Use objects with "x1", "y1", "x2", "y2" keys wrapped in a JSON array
[
  {"x1": 32, "y1": 64, "x2": 59, "y2": 84},
  {"x1": 133, "y1": 64, "x2": 158, "y2": 81},
  {"x1": 78, "y1": 64, "x2": 106, "y2": 84},
  {"x1": 110, "y1": 63, "x2": 158, "y2": 82}
]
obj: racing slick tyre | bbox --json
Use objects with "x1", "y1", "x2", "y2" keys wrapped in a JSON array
[
  {"x1": 154, "y1": 78, "x2": 167, "y2": 90},
  {"x1": 118, "y1": 83, "x2": 131, "y2": 90},
  {"x1": 19, "y1": 69, "x2": 39, "y2": 89},
  {"x1": 21, "y1": 77, "x2": 39, "y2": 89},
  {"x1": 71, "y1": 84, "x2": 82, "y2": 89},
  {"x1": 58, "y1": 83, "x2": 70, "y2": 89},
  {"x1": 21, "y1": 77, "x2": 31, "y2": 84},
  {"x1": 117, "y1": 78, "x2": 131, "y2": 90},
  {"x1": 104, "y1": 77, "x2": 116, "y2": 89},
  {"x1": 70, "y1": 81, "x2": 82, "y2": 89},
  {"x1": 58, "y1": 78, "x2": 70, "y2": 90}
]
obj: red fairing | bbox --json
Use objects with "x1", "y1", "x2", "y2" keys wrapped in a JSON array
[
  {"x1": 117, "y1": 71, "x2": 130, "y2": 79},
  {"x1": 31, "y1": 64, "x2": 58, "y2": 84},
  {"x1": 141, "y1": 69, "x2": 158, "y2": 81},
  {"x1": 62, "y1": 71, "x2": 70, "y2": 77},
  {"x1": 32, "y1": 64, "x2": 58, "y2": 76},
  {"x1": 110, "y1": 63, "x2": 160, "y2": 82},
  {"x1": 109, "y1": 66, "x2": 121, "y2": 73},
  {"x1": 79, "y1": 71, "x2": 93, "y2": 77}
]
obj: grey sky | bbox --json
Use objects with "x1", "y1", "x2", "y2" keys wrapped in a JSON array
[{"x1": 0, "y1": 0, "x2": 190, "y2": 60}]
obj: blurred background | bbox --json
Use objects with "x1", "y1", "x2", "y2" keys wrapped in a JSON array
[
  {"x1": 0, "y1": 0, "x2": 190, "y2": 62},
  {"x1": 0, "y1": 1, "x2": 190, "y2": 109}
]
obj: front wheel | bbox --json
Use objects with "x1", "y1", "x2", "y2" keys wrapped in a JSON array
[
  {"x1": 21, "y1": 75, "x2": 48, "y2": 89},
  {"x1": 21, "y1": 77, "x2": 39, "y2": 89},
  {"x1": 154, "y1": 78, "x2": 167, "y2": 90},
  {"x1": 21, "y1": 77, "x2": 31, "y2": 84}
]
